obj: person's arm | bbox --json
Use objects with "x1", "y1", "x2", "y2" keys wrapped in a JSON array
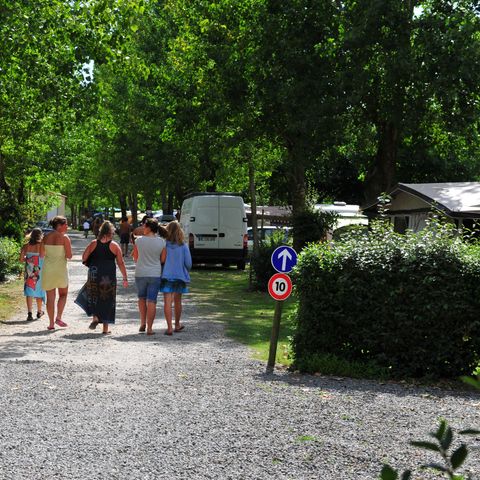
[
  {"x1": 39, "y1": 243, "x2": 45, "y2": 258},
  {"x1": 184, "y1": 244, "x2": 192, "y2": 270},
  {"x1": 160, "y1": 247, "x2": 167, "y2": 265},
  {"x1": 63, "y1": 235, "x2": 73, "y2": 259},
  {"x1": 111, "y1": 242, "x2": 128, "y2": 287},
  {"x1": 132, "y1": 243, "x2": 139, "y2": 262},
  {"x1": 19, "y1": 245, "x2": 26, "y2": 263},
  {"x1": 82, "y1": 240, "x2": 96, "y2": 263}
]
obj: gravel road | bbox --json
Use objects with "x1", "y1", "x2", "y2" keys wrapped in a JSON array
[{"x1": 1, "y1": 233, "x2": 479, "y2": 479}]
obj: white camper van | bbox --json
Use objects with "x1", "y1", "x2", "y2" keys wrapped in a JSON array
[{"x1": 180, "y1": 193, "x2": 248, "y2": 269}]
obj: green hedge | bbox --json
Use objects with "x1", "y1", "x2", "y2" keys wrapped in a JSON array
[
  {"x1": 249, "y1": 231, "x2": 290, "y2": 291},
  {"x1": 0, "y1": 237, "x2": 21, "y2": 281},
  {"x1": 292, "y1": 221, "x2": 480, "y2": 379}
]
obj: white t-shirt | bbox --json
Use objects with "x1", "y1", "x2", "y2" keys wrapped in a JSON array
[
  {"x1": 135, "y1": 236, "x2": 166, "y2": 277},
  {"x1": 83, "y1": 221, "x2": 90, "y2": 229}
]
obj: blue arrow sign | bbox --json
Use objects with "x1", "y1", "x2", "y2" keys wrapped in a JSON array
[{"x1": 271, "y1": 246, "x2": 298, "y2": 273}]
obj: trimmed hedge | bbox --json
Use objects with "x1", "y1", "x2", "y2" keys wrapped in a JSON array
[
  {"x1": 249, "y1": 231, "x2": 290, "y2": 291},
  {"x1": 292, "y1": 221, "x2": 480, "y2": 379},
  {"x1": 0, "y1": 237, "x2": 21, "y2": 281}
]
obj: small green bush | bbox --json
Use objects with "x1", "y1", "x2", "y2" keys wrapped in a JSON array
[
  {"x1": 292, "y1": 220, "x2": 480, "y2": 379},
  {"x1": 291, "y1": 208, "x2": 337, "y2": 251},
  {"x1": 0, "y1": 237, "x2": 21, "y2": 281},
  {"x1": 250, "y1": 231, "x2": 291, "y2": 291}
]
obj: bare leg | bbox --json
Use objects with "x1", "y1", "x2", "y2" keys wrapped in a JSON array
[
  {"x1": 26, "y1": 296, "x2": 33, "y2": 314},
  {"x1": 174, "y1": 293, "x2": 183, "y2": 330},
  {"x1": 146, "y1": 301, "x2": 157, "y2": 334},
  {"x1": 138, "y1": 299, "x2": 147, "y2": 328},
  {"x1": 56, "y1": 287, "x2": 68, "y2": 321},
  {"x1": 35, "y1": 298, "x2": 43, "y2": 315},
  {"x1": 163, "y1": 293, "x2": 173, "y2": 334},
  {"x1": 102, "y1": 322, "x2": 110, "y2": 334},
  {"x1": 46, "y1": 289, "x2": 56, "y2": 328}
]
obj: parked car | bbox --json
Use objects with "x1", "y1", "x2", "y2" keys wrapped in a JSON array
[
  {"x1": 154, "y1": 213, "x2": 176, "y2": 224},
  {"x1": 247, "y1": 226, "x2": 290, "y2": 253},
  {"x1": 34, "y1": 221, "x2": 54, "y2": 234}
]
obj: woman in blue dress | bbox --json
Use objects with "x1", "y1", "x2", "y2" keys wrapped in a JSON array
[
  {"x1": 160, "y1": 221, "x2": 192, "y2": 335},
  {"x1": 19, "y1": 228, "x2": 46, "y2": 321}
]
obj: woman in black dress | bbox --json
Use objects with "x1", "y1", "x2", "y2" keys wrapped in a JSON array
[{"x1": 75, "y1": 221, "x2": 128, "y2": 334}]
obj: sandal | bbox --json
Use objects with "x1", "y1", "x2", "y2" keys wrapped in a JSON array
[
  {"x1": 47, "y1": 326, "x2": 55, "y2": 331},
  {"x1": 36, "y1": 311, "x2": 44, "y2": 319},
  {"x1": 174, "y1": 325, "x2": 185, "y2": 332},
  {"x1": 164, "y1": 330, "x2": 173, "y2": 336},
  {"x1": 139, "y1": 325, "x2": 146, "y2": 333},
  {"x1": 55, "y1": 319, "x2": 68, "y2": 328},
  {"x1": 89, "y1": 320, "x2": 99, "y2": 330}
]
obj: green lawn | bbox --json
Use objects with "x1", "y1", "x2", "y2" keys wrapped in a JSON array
[
  {"x1": 0, "y1": 279, "x2": 23, "y2": 323},
  {"x1": 190, "y1": 267, "x2": 297, "y2": 365}
]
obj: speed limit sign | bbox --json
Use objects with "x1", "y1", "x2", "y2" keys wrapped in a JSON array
[{"x1": 268, "y1": 273, "x2": 293, "y2": 301}]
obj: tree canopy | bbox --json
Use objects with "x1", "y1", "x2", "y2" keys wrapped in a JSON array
[{"x1": 1, "y1": 0, "x2": 479, "y2": 237}]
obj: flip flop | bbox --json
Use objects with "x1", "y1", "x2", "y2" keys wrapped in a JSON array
[
  {"x1": 55, "y1": 319, "x2": 68, "y2": 328},
  {"x1": 139, "y1": 325, "x2": 146, "y2": 333},
  {"x1": 174, "y1": 325, "x2": 185, "y2": 332},
  {"x1": 147, "y1": 331, "x2": 155, "y2": 336},
  {"x1": 89, "y1": 320, "x2": 99, "y2": 330},
  {"x1": 102, "y1": 331, "x2": 111, "y2": 335},
  {"x1": 164, "y1": 330, "x2": 173, "y2": 336},
  {"x1": 47, "y1": 326, "x2": 55, "y2": 331}
]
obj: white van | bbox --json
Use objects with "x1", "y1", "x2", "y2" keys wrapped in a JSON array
[{"x1": 180, "y1": 193, "x2": 248, "y2": 269}]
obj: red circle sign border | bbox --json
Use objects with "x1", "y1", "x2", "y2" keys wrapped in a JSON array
[{"x1": 268, "y1": 273, "x2": 293, "y2": 301}]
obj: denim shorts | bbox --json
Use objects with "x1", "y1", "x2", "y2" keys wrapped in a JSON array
[{"x1": 135, "y1": 277, "x2": 161, "y2": 302}]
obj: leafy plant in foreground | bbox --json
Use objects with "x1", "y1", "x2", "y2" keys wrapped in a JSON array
[{"x1": 380, "y1": 377, "x2": 480, "y2": 479}]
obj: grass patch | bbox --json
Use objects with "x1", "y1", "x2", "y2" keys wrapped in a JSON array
[
  {"x1": 190, "y1": 267, "x2": 297, "y2": 365},
  {"x1": 0, "y1": 279, "x2": 24, "y2": 323}
]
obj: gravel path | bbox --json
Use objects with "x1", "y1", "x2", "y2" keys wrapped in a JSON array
[{"x1": 1, "y1": 233, "x2": 480, "y2": 479}]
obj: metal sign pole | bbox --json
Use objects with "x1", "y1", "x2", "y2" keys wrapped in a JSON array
[{"x1": 267, "y1": 300, "x2": 284, "y2": 372}]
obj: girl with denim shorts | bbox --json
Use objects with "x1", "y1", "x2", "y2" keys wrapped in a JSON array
[
  {"x1": 132, "y1": 218, "x2": 166, "y2": 335},
  {"x1": 160, "y1": 221, "x2": 192, "y2": 335}
]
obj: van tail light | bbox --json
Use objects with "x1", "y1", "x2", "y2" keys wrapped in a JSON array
[
  {"x1": 189, "y1": 233, "x2": 194, "y2": 248},
  {"x1": 243, "y1": 234, "x2": 248, "y2": 250}
]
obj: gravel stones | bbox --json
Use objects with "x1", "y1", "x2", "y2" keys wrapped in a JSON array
[{"x1": 0, "y1": 234, "x2": 479, "y2": 479}]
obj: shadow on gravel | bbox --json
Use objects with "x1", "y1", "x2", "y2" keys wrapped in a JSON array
[
  {"x1": 62, "y1": 333, "x2": 107, "y2": 341},
  {"x1": 2, "y1": 329, "x2": 56, "y2": 338},
  {"x1": 254, "y1": 371, "x2": 480, "y2": 400},
  {"x1": 0, "y1": 320, "x2": 31, "y2": 326},
  {"x1": 113, "y1": 333, "x2": 185, "y2": 343}
]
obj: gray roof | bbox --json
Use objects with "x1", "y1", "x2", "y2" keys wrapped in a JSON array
[{"x1": 394, "y1": 182, "x2": 480, "y2": 213}]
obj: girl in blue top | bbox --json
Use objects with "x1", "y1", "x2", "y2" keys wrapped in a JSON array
[{"x1": 160, "y1": 221, "x2": 192, "y2": 335}]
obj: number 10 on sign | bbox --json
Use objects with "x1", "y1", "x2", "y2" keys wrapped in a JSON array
[{"x1": 268, "y1": 273, "x2": 292, "y2": 301}]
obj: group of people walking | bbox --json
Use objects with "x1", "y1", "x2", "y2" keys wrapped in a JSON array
[{"x1": 20, "y1": 215, "x2": 192, "y2": 335}]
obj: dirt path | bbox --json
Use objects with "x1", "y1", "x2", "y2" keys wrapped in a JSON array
[{"x1": 1, "y1": 232, "x2": 480, "y2": 479}]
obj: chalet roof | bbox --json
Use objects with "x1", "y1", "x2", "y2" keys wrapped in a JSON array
[
  {"x1": 363, "y1": 182, "x2": 480, "y2": 215},
  {"x1": 395, "y1": 182, "x2": 480, "y2": 213}
]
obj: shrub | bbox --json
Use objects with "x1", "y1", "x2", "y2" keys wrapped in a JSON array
[
  {"x1": 291, "y1": 208, "x2": 337, "y2": 251},
  {"x1": 250, "y1": 231, "x2": 291, "y2": 291},
  {"x1": 291, "y1": 220, "x2": 480, "y2": 379},
  {"x1": 0, "y1": 237, "x2": 21, "y2": 281}
]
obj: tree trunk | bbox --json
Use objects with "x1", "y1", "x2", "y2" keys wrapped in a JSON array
[
  {"x1": 119, "y1": 194, "x2": 127, "y2": 218},
  {"x1": 129, "y1": 192, "x2": 138, "y2": 226},
  {"x1": 287, "y1": 145, "x2": 307, "y2": 252},
  {"x1": 363, "y1": 121, "x2": 399, "y2": 206},
  {"x1": 248, "y1": 158, "x2": 259, "y2": 252}
]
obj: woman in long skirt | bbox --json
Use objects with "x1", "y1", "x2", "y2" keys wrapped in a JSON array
[{"x1": 75, "y1": 221, "x2": 128, "y2": 334}]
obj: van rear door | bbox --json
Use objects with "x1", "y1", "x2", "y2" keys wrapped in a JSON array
[
  {"x1": 193, "y1": 196, "x2": 219, "y2": 249},
  {"x1": 218, "y1": 196, "x2": 245, "y2": 250}
]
